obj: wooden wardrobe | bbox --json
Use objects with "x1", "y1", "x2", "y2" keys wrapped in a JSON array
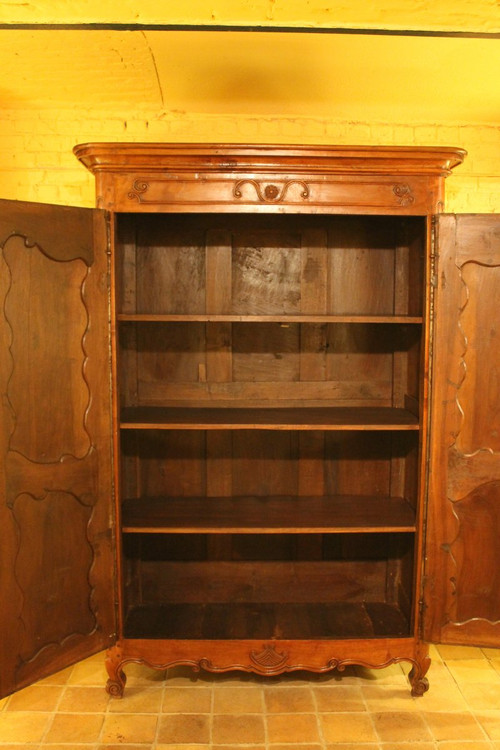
[{"x1": 1, "y1": 144, "x2": 499, "y2": 699}]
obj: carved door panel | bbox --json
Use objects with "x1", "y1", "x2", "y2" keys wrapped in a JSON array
[
  {"x1": 0, "y1": 199, "x2": 115, "y2": 698},
  {"x1": 424, "y1": 214, "x2": 500, "y2": 646}
]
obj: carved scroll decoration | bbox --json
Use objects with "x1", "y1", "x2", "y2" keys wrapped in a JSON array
[
  {"x1": 126, "y1": 178, "x2": 417, "y2": 209},
  {"x1": 233, "y1": 180, "x2": 310, "y2": 203},
  {"x1": 104, "y1": 646, "x2": 430, "y2": 698},
  {"x1": 128, "y1": 180, "x2": 150, "y2": 202},
  {"x1": 393, "y1": 183, "x2": 415, "y2": 207}
]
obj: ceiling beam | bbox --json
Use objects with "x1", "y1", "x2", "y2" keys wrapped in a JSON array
[{"x1": 0, "y1": 24, "x2": 498, "y2": 38}]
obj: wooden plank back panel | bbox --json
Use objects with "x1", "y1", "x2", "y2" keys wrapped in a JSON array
[
  {"x1": 121, "y1": 430, "x2": 417, "y2": 503},
  {"x1": 115, "y1": 215, "x2": 424, "y2": 319},
  {"x1": 328, "y1": 218, "x2": 396, "y2": 315},
  {"x1": 298, "y1": 431, "x2": 326, "y2": 497},
  {"x1": 115, "y1": 215, "x2": 137, "y2": 314},
  {"x1": 133, "y1": 430, "x2": 207, "y2": 498},
  {"x1": 232, "y1": 323, "x2": 300, "y2": 383},
  {"x1": 135, "y1": 219, "x2": 206, "y2": 314},
  {"x1": 231, "y1": 229, "x2": 302, "y2": 315},
  {"x1": 137, "y1": 560, "x2": 389, "y2": 603},
  {"x1": 325, "y1": 323, "x2": 395, "y2": 392},
  {"x1": 205, "y1": 230, "x2": 232, "y2": 314},
  {"x1": 324, "y1": 433, "x2": 393, "y2": 496},
  {"x1": 122, "y1": 322, "x2": 409, "y2": 408},
  {"x1": 231, "y1": 431, "x2": 299, "y2": 498},
  {"x1": 407, "y1": 221, "x2": 426, "y2": 317},
  {"x1": 300, "y1": 229, "x2": 329, "y2": 314}
]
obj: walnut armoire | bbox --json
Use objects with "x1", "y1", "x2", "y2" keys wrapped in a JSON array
[{"x1": 1, "y1": 143, "x2": 499, "y2": 699}]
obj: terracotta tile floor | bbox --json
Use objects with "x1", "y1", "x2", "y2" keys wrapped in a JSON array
[{"x1": 2, "y1": 644, "x2": 500, "y2": 748}]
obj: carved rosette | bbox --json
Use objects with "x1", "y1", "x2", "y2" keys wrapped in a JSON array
[
  {"x1": 233, "y1": 179, "x2": 310, "y2": 203},
  {"x1": 393, "y1": 183, "x2": 415, "y2": 206}
]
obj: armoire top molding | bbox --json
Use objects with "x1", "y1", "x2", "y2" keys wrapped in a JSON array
[{"x1": 74, "y1": 143, "x2": 466, "y2": 177}]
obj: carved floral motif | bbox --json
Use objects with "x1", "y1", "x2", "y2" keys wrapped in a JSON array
[{"x1": 233, "y1": 180, "x2": 310, "y2": 203}]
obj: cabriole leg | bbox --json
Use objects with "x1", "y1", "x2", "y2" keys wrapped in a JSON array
[
  {"x1": 408, "y1": 646, "x2": 431, "y2": 696},
  {"x1": 105, "y1": 645, "x2": 127, "y2": 698}
]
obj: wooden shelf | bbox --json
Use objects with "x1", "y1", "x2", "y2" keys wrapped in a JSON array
[
  {"x1": 121, "y1": 495, "x2": 416, "y2": 534},
  {"x1": 124, "y1": 601, "x2": 410, "y2": 640},
  {"x1": 117, "y1": 313, "x2": 423, "y2": 324},
  {"x1": 120, "y1": 406, "x2": 420, "y2": 431}
]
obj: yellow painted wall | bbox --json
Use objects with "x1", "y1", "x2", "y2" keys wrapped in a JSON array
[
  {"x1": 0, "y1": 2, "x2": 498, "y2": 212},
  {"x1": 0, "y1": 109, "x2": 498, "y2": 213}
]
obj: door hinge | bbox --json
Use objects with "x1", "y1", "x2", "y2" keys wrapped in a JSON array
[{"x1": 418, "y1": 595, "x2": 428, "y2": 639}]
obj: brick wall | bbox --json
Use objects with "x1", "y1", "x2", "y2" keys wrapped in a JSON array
[{"x1": 0, "y1": 108, "x2": 498, "y2": 212}]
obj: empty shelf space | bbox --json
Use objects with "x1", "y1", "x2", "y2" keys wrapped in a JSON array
[
  {"x1": 121, "y1": 495, "x2": 417, "y2": 534},
  {"x1": 120, "y1": 406, "x2": 420, "y2": 431},
  {"x1": 123, "y1": 601, "x2": 410, "y2": 640},
  {"x1": 115, "y1": 214, "x2": 426, "y2": 321}
]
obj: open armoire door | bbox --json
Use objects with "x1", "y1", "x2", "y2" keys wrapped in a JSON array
[
  {"x1": 424, "y1": 214, "x2": 500, "y2": 646},
  {"x1": 0, "y1": 199, "x2": 115, "y2": 699}
]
